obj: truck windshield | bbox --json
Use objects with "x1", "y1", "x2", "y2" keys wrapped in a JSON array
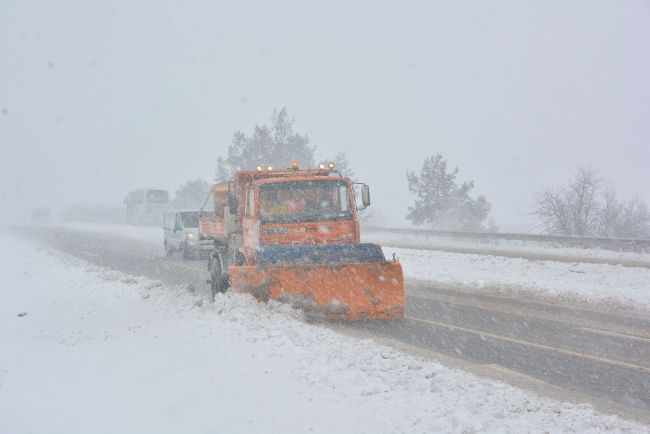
[{"x1": 259, "y1": 180, "x2": 353, "y2": 223}]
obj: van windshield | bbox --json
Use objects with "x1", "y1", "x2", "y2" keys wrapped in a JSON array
[
  {"x1": 259, "y1": 180, "x2": 353, "y2": 223},
  {"x1": 180, "y1": 212, "x2": 199, "y2": 228}
]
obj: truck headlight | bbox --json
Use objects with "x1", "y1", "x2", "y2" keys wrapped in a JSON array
[{"x1": 186, "y1": 233, "x2": 196, "y2": 240}]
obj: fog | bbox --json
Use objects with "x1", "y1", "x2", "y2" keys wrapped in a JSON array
[{"x1": 1, "y1": 1, "x2": 649, "y2": 231}]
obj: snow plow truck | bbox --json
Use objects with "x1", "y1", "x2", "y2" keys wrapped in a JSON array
[{"x1": 198, "y1": 161, "x2": 405, "y2": 319}]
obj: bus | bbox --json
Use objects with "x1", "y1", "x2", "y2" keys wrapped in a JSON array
[{"x1": 124, "y1": 189, "x2": 170, "y2": 225}]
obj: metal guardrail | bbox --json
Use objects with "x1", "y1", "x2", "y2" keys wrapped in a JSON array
[{"x1": 363, "y1": 226, "x2": 650, "y2": 251}]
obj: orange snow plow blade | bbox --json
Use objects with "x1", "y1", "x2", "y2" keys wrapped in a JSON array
[{"x1": 228, "y1": 244, "x2": 404, "y2": 319}]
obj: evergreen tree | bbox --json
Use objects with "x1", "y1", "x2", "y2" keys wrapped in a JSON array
[
  {"x1": 406, "y1": 155, "x2": 497, "y2": 232},
  {"x1": 319, "y1": 151, "x2": 356, "y2": 182},
  {"x1": 172, "y1": 178, "x2": 212, "y2": 209},
  {"x1": 215, "y1": 111, "x2": 377, "y2": 223},
  {"x1": 215, "y1": 108, "x2": 315, "y2": 181}
]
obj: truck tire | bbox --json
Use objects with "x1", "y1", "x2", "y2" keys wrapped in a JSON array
[
  {"x1": 235, "y1": 251, "x2": 247, "y2": 266},
  {"x1": 210, "y1": 255, "x2": 228, "y2": 297},
  {"x1": 181, "y1": 242, "x2": 190, "y2": 260}
]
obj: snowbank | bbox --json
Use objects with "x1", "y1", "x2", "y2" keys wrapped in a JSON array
[
  {"x1": 1, "y1": 233, "x2": 648, "y2": 433},
  {"x1": 366, "y1": 231, "x2": 650, "y2": 267},
  {"x1": 388, "y1": 246, "x2": 650, "y2": 313},
  {"x1": 54, "y1": 223, "x2": 650, "y2": 313}
]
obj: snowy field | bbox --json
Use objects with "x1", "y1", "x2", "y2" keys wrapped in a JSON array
[
  {"x1": 58, "y1": 223, "x2": 650, "y2": 314},
  {"x1": 2, "y1": 232, "x2": 649, "y2": 433}
]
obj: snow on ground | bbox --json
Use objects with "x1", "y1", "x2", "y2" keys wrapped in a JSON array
[
  {"x1": 365, "y1": 231, "x2": 650, "y2": 267},
  {"x1": 2, "y1": 233, "x2": 648, "y2": 433},
  {"x1": 61, "y1": 223, "x2": 650, "y2": 267},
  {"x1": 389, "y1": 247, "x2": 650, "y2": 313},
  {"x1": 57, "y1": 223, "x2": 650, "y2": 313},
  {"x1": 57, "y1": 222, "x2": 163, "y2": 246}
]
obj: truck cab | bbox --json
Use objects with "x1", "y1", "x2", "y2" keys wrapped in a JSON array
[{"x1": 238, "y1": 173, "x2": 364, "y2": 261}]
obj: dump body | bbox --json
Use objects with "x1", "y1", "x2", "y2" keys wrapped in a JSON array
[{"x1": 200, "y1": 166, "x2": 405, "y2": 318}]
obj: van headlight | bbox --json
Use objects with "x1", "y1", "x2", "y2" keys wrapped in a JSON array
[{"x1": 186, "y1": 233, "x2": 196, "y2": 240}]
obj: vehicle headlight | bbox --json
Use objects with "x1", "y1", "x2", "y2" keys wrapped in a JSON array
[{"x1": 186, "y1": 233, "x2": 196, "y2": 240}]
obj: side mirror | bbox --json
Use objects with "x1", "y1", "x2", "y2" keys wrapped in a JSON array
[
  {"x1": 228, "y1": 193, "x2": 238, "y2": 215},
  {"x1": 175, "y1": 223, "x2": 182, "y2": 231},
  {"x1": 361, "y1": 184, "x2": 371, "y2": 208}
]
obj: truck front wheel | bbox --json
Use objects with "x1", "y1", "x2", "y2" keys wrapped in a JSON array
[
  {"x1": 210, "y1": 255, "x2": 229, "y2": 298},
  {"x1": 181, "y1": 242, "x2": 190, "y2": 260}
]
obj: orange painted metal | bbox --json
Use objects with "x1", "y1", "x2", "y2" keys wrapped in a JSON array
[
  {"x1": 229, "y1": 260, "x2": 405, "y2": 319},
  {"x1": 200, "y1": 219, "x2": 225, "y2": 238},
  {"x1": 259, "y1": 220, "x2": 358, "y2": 246}
]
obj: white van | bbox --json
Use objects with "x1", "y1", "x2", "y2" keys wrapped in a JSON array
[{"x1": 163, "y1": 209, "x2": 213, "y2": 259}]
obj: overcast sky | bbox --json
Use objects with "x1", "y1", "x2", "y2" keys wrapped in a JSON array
[{"x1": 1, "y1": 1, "x2": 649, "y2": 230}]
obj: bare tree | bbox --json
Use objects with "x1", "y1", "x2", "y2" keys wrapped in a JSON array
[
  {"x1": 617, "y1": 198, "x2": 648, "y2": 238},
  {"x1": 531, "y1": 166, "x2": 650, "y2": 238},
  {"x1": 531, "y1": 166, "x2": 605, "y2": 236}
]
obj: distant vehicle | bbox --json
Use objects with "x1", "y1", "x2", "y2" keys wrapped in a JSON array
[
  {"x1": 31, "y1": 208, "x2": 50, "y2": 224},
  {"x1": 163, "y1": 209, "x2": 214, "y2": 259},
  {"x1": 124, "y1": 189, "x2": 169, "y2": 225}
]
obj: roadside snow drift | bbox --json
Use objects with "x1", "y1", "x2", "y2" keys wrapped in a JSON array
[
  {"x1": 1, "y1": 232, "x2": 648, "y2": 433},
  {"x1": 366, "y1": 231, "x2": 650, "y2": 267},
  {"x1": 389, "y1": 247, "x2": 650, "y2": 313},
  {"x1": 59, "y1": 223, "x2": 650, "y2": 313}
]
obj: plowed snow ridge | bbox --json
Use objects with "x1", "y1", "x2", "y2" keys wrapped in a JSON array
[{"x1": 59, "y1": 223, "x2": 650, "y2": 313}]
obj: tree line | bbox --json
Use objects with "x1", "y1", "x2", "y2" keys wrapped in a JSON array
[{"x1": 172, "y1": 108, "x2": 649, "y2": 239}]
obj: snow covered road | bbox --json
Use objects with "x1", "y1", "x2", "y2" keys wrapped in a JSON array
[
  {"x1": 58, "y1": 223, "x2": 650, "y2": 314},
  {"x1": 2, "y1": 231, "x2": 650, "y2": 433}
]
